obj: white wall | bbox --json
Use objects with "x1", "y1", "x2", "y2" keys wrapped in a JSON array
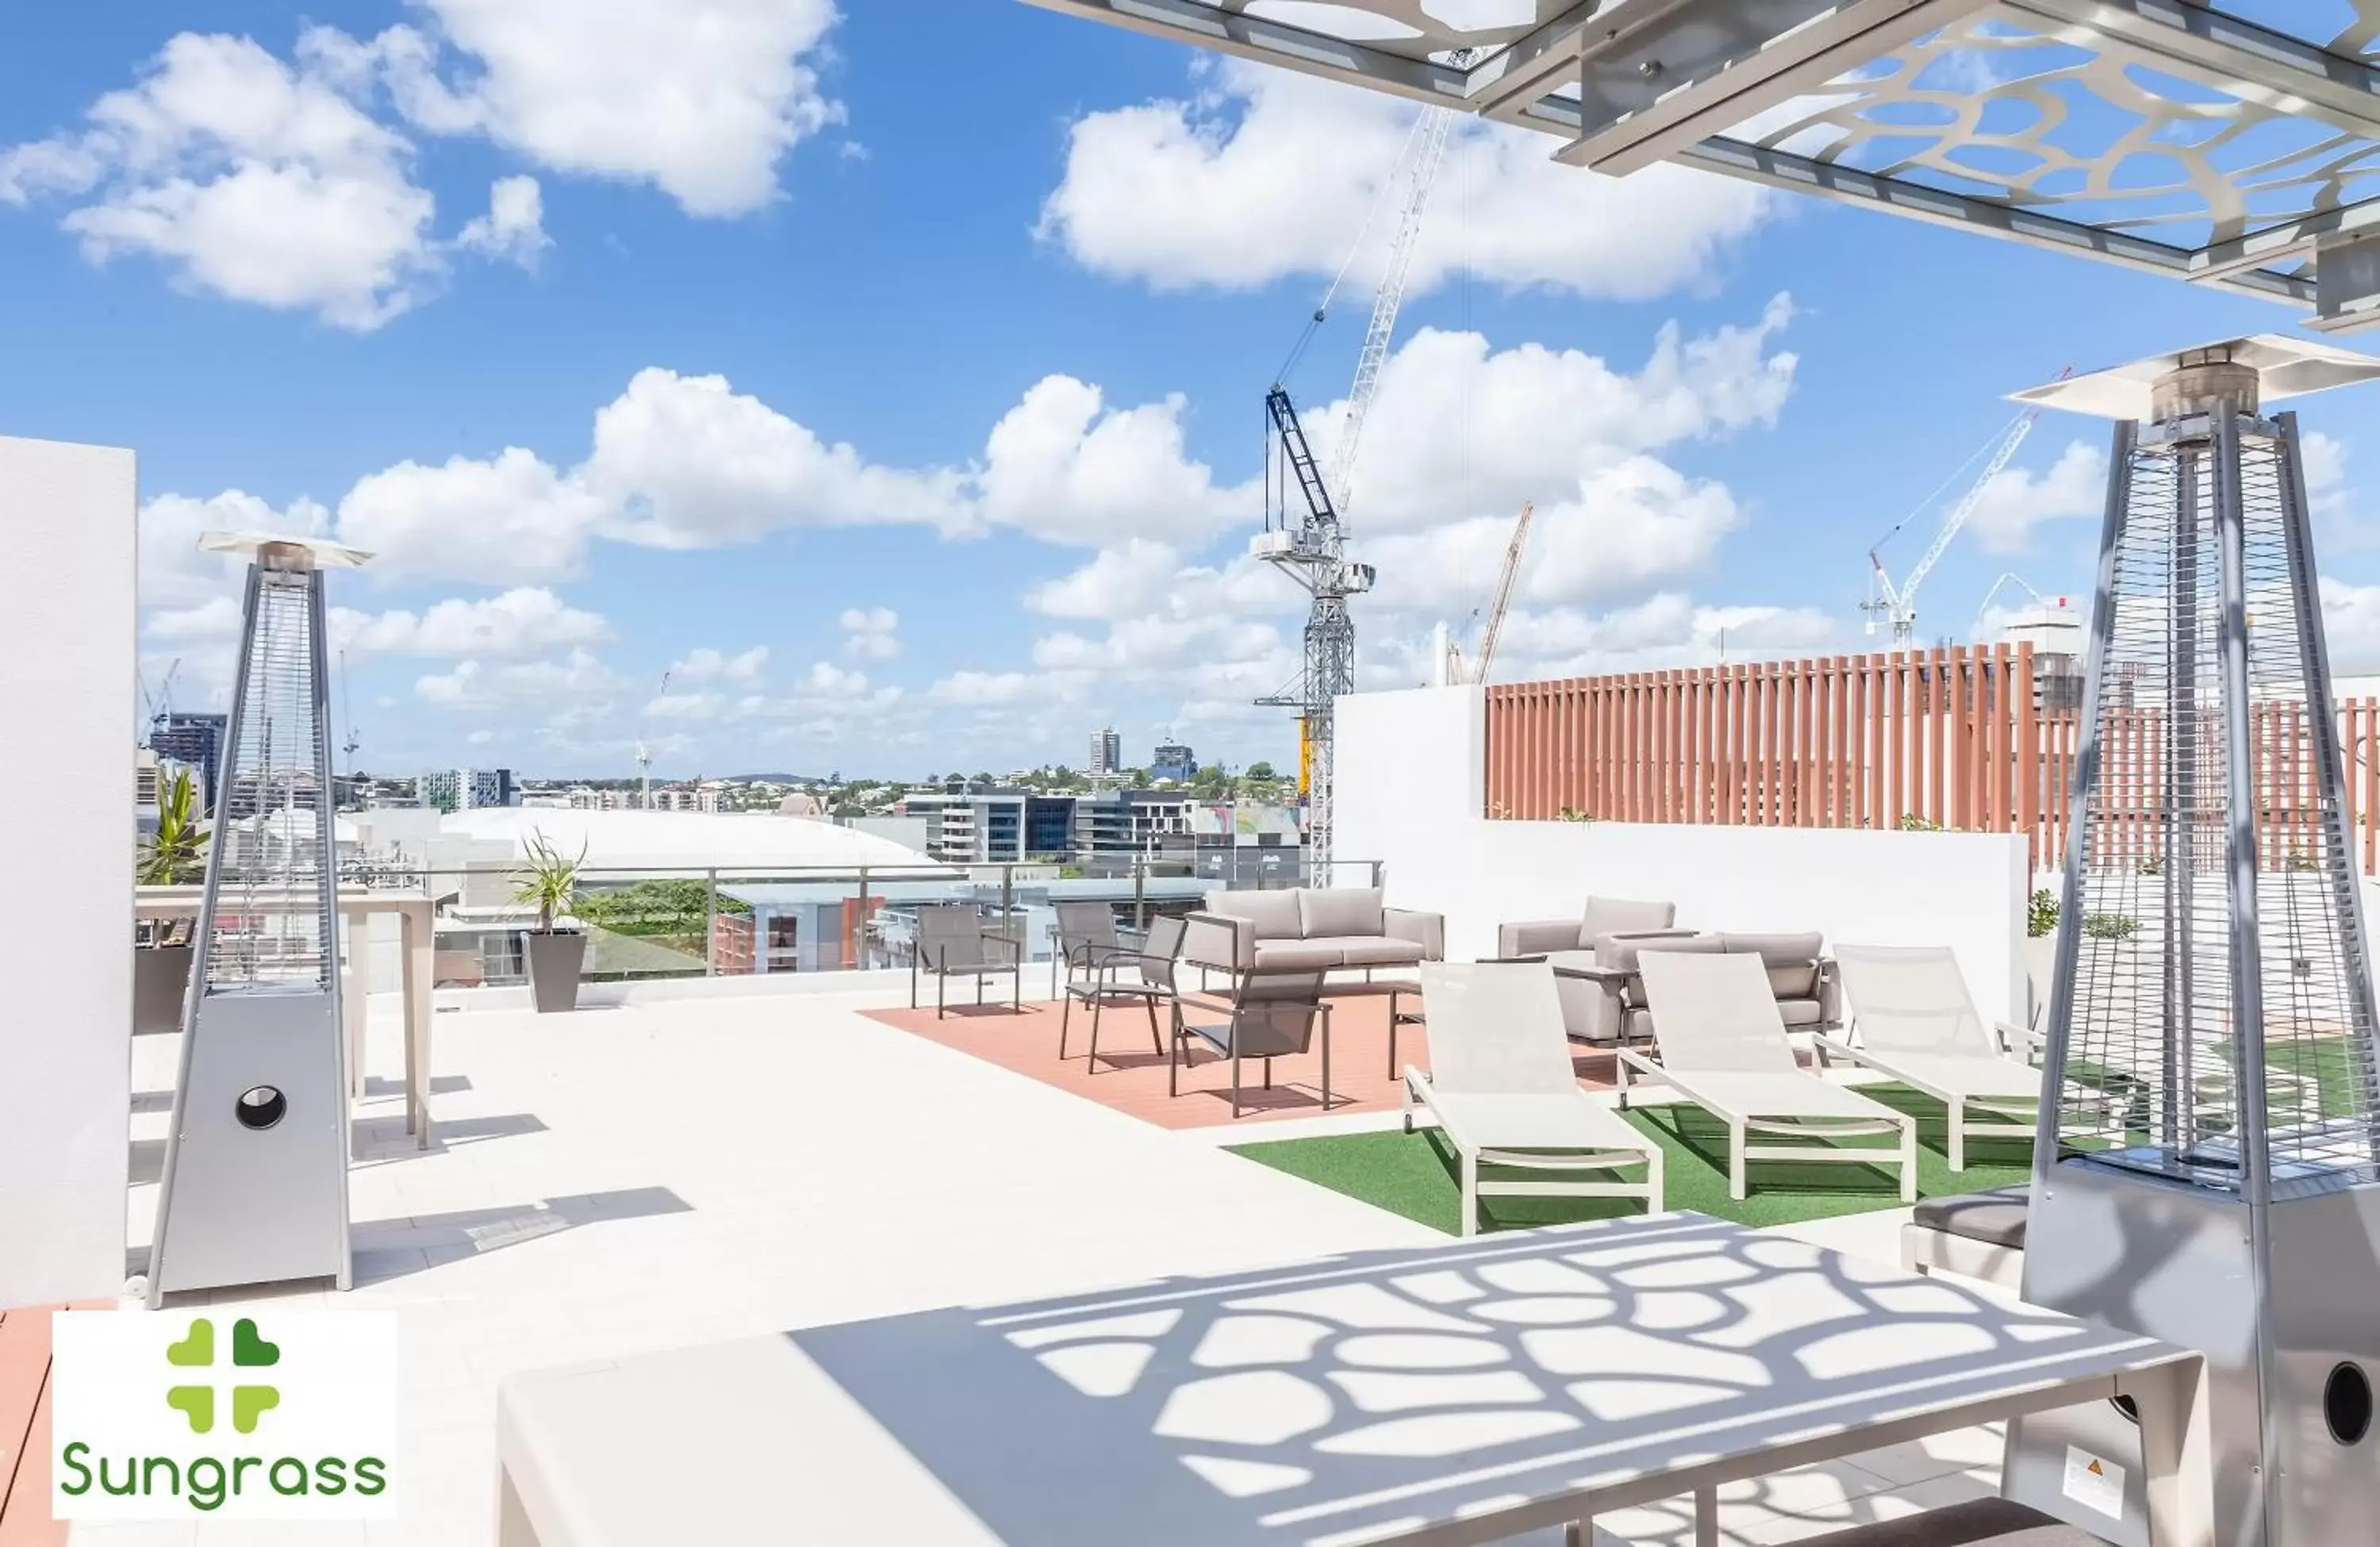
[
  {"x1": 0, "y1": 436, "x2": 136, "y2": 1306},
  {"x1": 1336, "y1": 685, "x2": 2032, "y2": 1021}
]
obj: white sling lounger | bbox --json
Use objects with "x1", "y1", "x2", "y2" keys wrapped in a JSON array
[
  {"x1": 1818, "y1": 943, "x2": 2044, "y2": 1171},
  {"x1": 1624, "y1": 950, "x2": 1917, "y2": 1203},
  {"x1": 1402, "y1": 961, "x2": 1664, "y2": 1237}
]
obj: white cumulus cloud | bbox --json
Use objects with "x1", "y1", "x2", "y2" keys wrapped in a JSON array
[
  {"x1": 1038, "y1": 60, "x2": 1772, "y2": 299},
  {"x1": 1, "y1": 32, "x2": 440, "y2": 329},
  {"x1": 455, "y1": 174, "x2": 548, "y2": 269}
]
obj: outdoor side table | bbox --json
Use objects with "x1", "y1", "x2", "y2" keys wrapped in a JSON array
[{"x1": 496, "y1": 1212, "x2": 2214, "y2": 1547}]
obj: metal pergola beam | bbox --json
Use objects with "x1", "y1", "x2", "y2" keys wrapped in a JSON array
[
  {"x1": 1676, "y1": 137, "x2": 2317, "y2": 306},
  {"x1": 2006, "y1": 0, "x2": 2380, "y2": 142},
  {"x1": 1016, "y1": 0, "x2": 2364, "y2": 313},
  {"x1": 1014, "y1": 0, "x2": 1468, "y2": 107},
  {"x1": 1555, "y1": 0, "x2": 1993, "y2": 177}
]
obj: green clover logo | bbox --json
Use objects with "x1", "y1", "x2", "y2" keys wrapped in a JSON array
[{"x1": 164, "y1": 1317, "x2": 280, "y2": 1435}]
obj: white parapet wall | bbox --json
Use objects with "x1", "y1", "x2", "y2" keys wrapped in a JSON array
[
  {"x1": 0, "y1": 435, "x2": 136, "y2": 1306},
  {"x1": 1335, "y1": 685, "x2": 2031, "y2": 1022}
]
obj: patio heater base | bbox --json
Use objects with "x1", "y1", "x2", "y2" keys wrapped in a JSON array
[
  {"x1": 2007, "y1": 1157, "x2": 2380, "y2": 1545},
  {"x1": 152, "y1": 991, "x2": 352, "y2": 1297}
]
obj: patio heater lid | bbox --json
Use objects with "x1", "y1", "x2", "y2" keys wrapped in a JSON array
[
  {"x1": 198, "y1": 530, "x2": 374, "y2": 569},
  {"x1": 2009, "y1": 335, "x2": 2380, "y2": 421}
]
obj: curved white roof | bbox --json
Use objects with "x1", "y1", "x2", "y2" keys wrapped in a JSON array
[{"x1": 439, "y1": 808, "x2": 946, "y2": 875}]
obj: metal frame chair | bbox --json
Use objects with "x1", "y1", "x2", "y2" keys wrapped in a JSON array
[
  {"x1": 908, "y1": 902, "x2": 1023, "y2": 1018},
  {"x1": 1169, "y1": 912, "x2": 1333, "y2": 1119},
  {"x1": 1060, "y1": 912, "x2": 1183, "y2": 1071}
]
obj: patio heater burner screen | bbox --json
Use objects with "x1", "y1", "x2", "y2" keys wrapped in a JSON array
[{"x1": 2003, "y1": 339, "x2": 2380, "y2": 1547}]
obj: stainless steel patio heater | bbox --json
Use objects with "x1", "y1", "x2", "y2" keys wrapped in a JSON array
[
  {"x1": 2003, "y1": 340, "x2": 2380, "y2": 1545},
  {"x1": 149, "y1": 533, "x2": 370, "y2": 1304}
]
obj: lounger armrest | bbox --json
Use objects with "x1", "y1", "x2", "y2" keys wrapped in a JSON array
[
  {"x1": 1809, "y1": 1031, "x2": 1863, "y2": 1070},
  {"x1": 1499, "y1": 919, "x2": 1584, "y2": 958},
  {"x1": 1384, "y1": 908, "x2": 1445, "y2": 961},
  {"x1": 1994, "y1": 1019, "x2": 2045, "y2": 1063},
  {"x1": 979, "y1": 930, "x2": 1023, "y2": 965}
]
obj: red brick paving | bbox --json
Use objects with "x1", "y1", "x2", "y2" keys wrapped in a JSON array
[{"x1": 862, "y1": 993, "x2": 1622, "y2": 1131}]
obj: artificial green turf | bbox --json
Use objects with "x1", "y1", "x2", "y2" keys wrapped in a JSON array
[{"x1": 1228, "y1": 1085, "x2": 2032, "y2": 1235}]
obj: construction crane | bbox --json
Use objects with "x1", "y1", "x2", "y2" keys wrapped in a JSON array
[
  {"x1": 1444, "y1": 502, "x2": 1536, "y2": 685},
  {"x1": 1971, "y1": 572, "x2": 2048, "y2": 639},
  {"x1": 1861, "y1": 369, "x2": 2068, "y2": 643},
  {"x1": 1254, "y1": 386, "x2": 1373, "y2": 872},
  {"x1": 1254, "y1": 96, "x2": 1460, "y2": 878},
  {"x1": 140, "y1": 657, "x2": 182, "y2": 736},
  {"x1": 337, "y1": 649, "x2": 361, "y2": 808}
]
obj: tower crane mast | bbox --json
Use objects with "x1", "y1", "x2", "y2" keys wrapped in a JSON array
[{"x1": 1255, "y1": 100, "x2": 1460, "y2": 880}]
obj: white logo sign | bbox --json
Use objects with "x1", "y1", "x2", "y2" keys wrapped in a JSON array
[{"x1": 51, "y1": 1310, "x2": 398, "y2": 1520}]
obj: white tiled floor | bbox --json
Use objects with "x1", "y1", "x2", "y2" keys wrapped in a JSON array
[{"x1": 85, "y1": 988, "x2": 2005, "y2": 1546}]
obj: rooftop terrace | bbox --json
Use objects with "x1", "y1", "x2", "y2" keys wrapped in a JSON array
[{"x1": 83, "y1": 977, "x2": 2016, "y2": 1547}]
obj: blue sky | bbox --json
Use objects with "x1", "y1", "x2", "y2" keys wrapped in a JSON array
[{"x1": 2, "y1": 1, "x2": 2367, "y2": 781}]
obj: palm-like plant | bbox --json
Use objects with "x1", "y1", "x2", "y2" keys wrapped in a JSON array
[
  {"x1": 141, "y1": 769, "x2": 211, "y2": 886},
  {"x1": 139, "y1": 769, "x2": 211, "y2": 946},
  {"x1": 511, "y1": 831, "x2": 586, "y2": 934}
]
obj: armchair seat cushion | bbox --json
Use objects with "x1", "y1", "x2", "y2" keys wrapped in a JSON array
[
  {"x1": 1314, "y1": 935, "x2": 1427, "y2": 968},
  {"x1": 1775, "y1": 999, "x2": 1825, "y2": 1028}
]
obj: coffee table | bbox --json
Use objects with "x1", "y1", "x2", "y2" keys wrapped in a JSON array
[{"x1": 497, "y1": 1213, "x2": 2213, "y2": 1547}]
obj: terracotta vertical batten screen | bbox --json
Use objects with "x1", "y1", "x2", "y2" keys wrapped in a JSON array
[{"x1": 1482, "y1": 645, "x2": 2380, "y2": 876}]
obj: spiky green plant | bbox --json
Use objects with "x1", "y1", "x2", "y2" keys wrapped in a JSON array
[{"x1": 511, "y1": 831, "x2": 587, "y2": 934}]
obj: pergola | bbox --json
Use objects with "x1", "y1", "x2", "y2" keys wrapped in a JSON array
[{"x1": 1020, "y1": 0, "x2": 2380, "y2": 326}]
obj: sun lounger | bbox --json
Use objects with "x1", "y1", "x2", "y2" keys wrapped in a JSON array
[
  {"x1": 1818, "y1": 943, "x2": 2044, "y2": 1170},
  {"x1": 1625, "y1": 950, "x2": 1917, "y2": 1203},
  {"x1": 1402, "y1": 961, "x2": 1664, "y2": 1236}
]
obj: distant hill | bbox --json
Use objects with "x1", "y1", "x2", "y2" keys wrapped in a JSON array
[{"x1": 724, "y1": 772, "x2": 827, "y2": 785}]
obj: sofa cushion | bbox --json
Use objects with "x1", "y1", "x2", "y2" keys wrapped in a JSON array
[
  {"x1": 1207, "y1": 889, "x2": 1305, "y2": 941},
  {"x1": 1250, "y1": 939, "x2": 1347, "y2": 972},
  {"x1": 1719, "y1": 931, "x2": 1825, "y2": 1000},
  {"x1": 1581, "y1": 896, "x2": 1676, "y2": 936},
  {"x1": 1299, "y1": 886, "x2": 1384, "y2": 940},
  {"x1": 1322, "y1": 935, "x2": 1426, "y2": 968},
  {"x1": 1776, "y1": 999, "x2": 1824, "y2": 1027},
  {"x1": 1597, "y1": 932, "x2": 1723, "y2": 974}
]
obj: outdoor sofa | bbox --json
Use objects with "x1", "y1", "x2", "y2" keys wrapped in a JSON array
[
  {"x1": 1199, "y1": 886, "x2": 1444, "y2": 973},
  {"x1": 1562, "y1": 930, "x2": 1841, "y2": 1048}
]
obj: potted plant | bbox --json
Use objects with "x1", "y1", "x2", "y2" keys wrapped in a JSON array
[
  {"x1": 135, "y1": 768, "x2": 209, "y2": 1034},
  {"x1": 513, "y1": 831, "x2": 589, "y2": 1013}
]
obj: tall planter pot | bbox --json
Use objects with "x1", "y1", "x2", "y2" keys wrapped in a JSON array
[
  {"x1": 133, "y1": 944, "x2": 194, "y2": 1035},
  {"x1": 525, "y1": 930, "x2": 587, "y2": 1013}
]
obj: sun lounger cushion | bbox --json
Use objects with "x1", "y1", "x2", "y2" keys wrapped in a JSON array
[{"x1": 1911, "y1": 1185, "x2": 2029, "y2": 1250}]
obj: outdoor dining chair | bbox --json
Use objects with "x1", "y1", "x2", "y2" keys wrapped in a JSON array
[
  {"x1": 908, "y1": 902, "x2": 1023, "y2": 1018},
  {"x1": 1170, "y1": 912, "x2": 1333, "y2": 1119},
  {"x1": 1060, "y1": 912, "x2": 1184, "y2": 1071}
]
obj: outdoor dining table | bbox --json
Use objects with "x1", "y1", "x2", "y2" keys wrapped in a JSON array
[
  {"x1": 494, "y1": 1211, "x2": 2213, "y2": 1547},
  {"x1": 135, "y1": 885, "x2": 439, "y2": 1150}
]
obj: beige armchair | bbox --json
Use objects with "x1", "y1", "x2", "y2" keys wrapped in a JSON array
[{"x1": 1497, "y1": 896, "x2": 1677, "y2": 958}]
